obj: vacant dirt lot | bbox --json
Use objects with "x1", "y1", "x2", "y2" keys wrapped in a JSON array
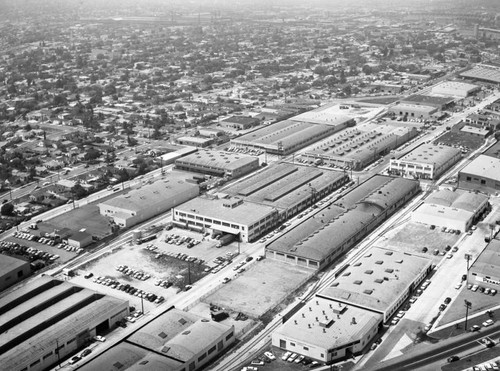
[{"x1": 204, "y1": 259, "x2": 312, "y2": 318}]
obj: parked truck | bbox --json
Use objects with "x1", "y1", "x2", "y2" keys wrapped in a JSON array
[{"x1": 216, "y1": 234, "x2": 236, "y2": 248}]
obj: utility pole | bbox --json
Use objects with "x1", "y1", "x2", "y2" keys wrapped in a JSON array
[
  {"x1": 141, "y1": 295, "x2": 144, "y2": 314},
  {"x1": 464, "y1": 300, "x2": 472, "y2": 331}
]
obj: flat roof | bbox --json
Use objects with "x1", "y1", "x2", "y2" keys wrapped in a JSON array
[
  {"x1": 460, "y1": 155, "x2": 500, "y2": 182},
  {"x1": 77, "y1": 342, "x2": 183, "y2": 371},
  {"x1": 392, "y1": 103, "x2": 438, "y2": 113},
  {"x1": 161, "y1": 319, "x2": 231, "y2": 362},
  {"x1": 318, "y1": 247, "x2": 432, "y2": 314},
  {"x1": 175, "y1": 195, "x2": 277, "y2": 226},
  {"x1": 396, "y1": 143, "x2": 461, "y2": 167},
  {"x1": 431, "y1": 81, "x2": 479, "y2": 94},
  {"x1": 223, "y1": 163, "x2": 346, "y2": 211},
  {"x1": 0, "y1": 254, "x2": 29, "y2": 275},
  {"x1": 127, "y1": 308, "x2": 199, "y2": 352},
  {"x1": 461, "y1": 125, "x2": 490, "y2": 135},
  {"x1": 100, "y1": 172, "x2": 199, "y2": 212},
  {"x1": 175, "y1": 149, "x2": 258, "y2": 172},
  {"x1": 177, "y1": 136, "x2": 212, "y2": 144},
  {"x1": 233, "y1": 120, "x2": 336, "y2": 150},
  {"x1": 222, "y1": 116, "x2": 258, "y2": 125},
  {"x1": 471, "y1": 239, "x2": 500, "y2": 279},
  {"x1": 401, "y1": 94, "x2": 454, "y2": 107},
  {"x1": 288, "y1": 102, "x2": 369, "y2": 125},
  {"x1": 275, "y1": 297, "x2": 383, "y2": 350}
]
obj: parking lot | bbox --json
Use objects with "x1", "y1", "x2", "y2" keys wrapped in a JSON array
[
  {"x1": 73, "y1": 240, "x2": 211, "y2": 311},
  {"x1": 204, "y1": 259, "x2": 311, "y2": 318}
]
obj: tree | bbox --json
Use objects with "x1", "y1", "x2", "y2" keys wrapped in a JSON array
[
  {"x1": 0, "y1": 202, "x2": 14, "y2": 216},
  {"x1": 71, "y1": 184, "x2": 87, "y2": 199}
]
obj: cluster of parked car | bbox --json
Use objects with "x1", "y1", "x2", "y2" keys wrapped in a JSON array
[
  {"x1": 226, "y1": 146, "x2": 264, "y2": 156},
  {"x1": 165, "y1": 234, "x2": 201, "y2": 248},
  {"x1": 281, "y1": 351, "x2": 319, "y2": 367},
  {"x1": 91, "y1": 275, "x2": 165, "y2": 304},
  {"x1": 154, "y1": 279, "x2": 173, "y2": 289},
  {"x1": 116, "y1": 265, "x2": 151, "y2": 281},
  {"x1": 468, "y1": 284, "x2": 497, "y2": 295},
  {"x1": 13, "y1": 231, "x2": 83, "y2": 253},
  {"x1": 0, "y1": 240, "x2": 60, "y2": 263}
]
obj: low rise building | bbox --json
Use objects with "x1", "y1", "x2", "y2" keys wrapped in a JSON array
[
  {"x1": 99, "y1": 172, "x2": 200, "y2": 228},
  {"x1": 175, "y1": 149, "x2": 259, "y2": 179},
  {"x1": 220, "y1": 115, "x2": 259, "y2": 130},
  {"x1": 458, "y1": 154, "x2": 500, "y2": 194},
  {"x1": 412, "y1": 189, "x2": 489, "y2": 232},
  {"x1": 231, "y1": 119, "x2": 349, "y2": 156},
  {"x1": 266, "y1": 176, "x2": 420, "y2": 269},
  {"x1": 430, "y1": 81, "x2": 480, "y2": 98},
  {"x1": 0, "y1": 255, "x2": 31, "y2": 292},
  {"x1": 389, "y1": 103, "x2": 438, "y2": 119},
  {"x1": 0, "y1": 276, "x2": 129, "y2": 371},
  {"x1": 222, "y1": 162, "x2": 348, "y2": 220},
  {"x1": 272, "y1": 247, "x2": 432, "y2": 363},
  {"x1": 468, "y1": 239, "x2": 500, "y2": 290},
  {"x1": 172, "y1": 195, "x2": 279, "y2": 242},
  {"x1": 67, "y1": 230, "x2": 93, "y2": 248},
  {"x1": 389, "y1": 143, "x2": 462, "y2": 180},
  {"x1": 177, "y1": 136, "x2": 214, "y2": 148},
  {"x1": 78, "y1": 308, "x2": 235, "y2": 371}
]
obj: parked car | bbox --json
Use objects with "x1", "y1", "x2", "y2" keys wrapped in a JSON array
[
  {"x1": 80, "y1": 349, "x2": 92, "y2": 357},
  {"x1": 93, "y1": 335, "x2": 106, "y2": 342},
  {"x1": 69, "y1": 356, "x2": 81, "y2": 364},
  {"x1": 264, "y1": 351, "x2": 276, "y2": 360},
  {"x1": 281, "y1": 351, "x2": 292, "y2": 361},
  {"x1": 482, "y1": 319, "x2": 495, "y2": 327},
  {"x1": 447, "y1": 355, "x2": 460, "y2": 363}
]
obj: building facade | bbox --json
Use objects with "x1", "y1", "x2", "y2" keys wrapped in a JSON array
[{"x1": 0, "y1": 255, "x2": 31, "y2": 292}]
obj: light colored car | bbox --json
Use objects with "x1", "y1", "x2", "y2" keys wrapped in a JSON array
[
  {"x1": 264, "y1": 351, "x2": 276, "y2": 360},
  {"x1": 287, "y1": 353, "x2": 298, "y2": 362},
  {"x1": 281, "y1": 351, "x2": 292, "y2": 361},
  {"x1": 93, "y1": 335, "x2": 106, "y2": 342},
  {"x1": 482, "y1": 319, "x2": 494, "y2": 327}
]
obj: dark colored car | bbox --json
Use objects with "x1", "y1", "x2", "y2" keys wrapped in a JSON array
[
  {"x1": 81, "y1": 349, "x2": 92, "y2": 357},
  {"x1": 447, "y1": 356, "x2": 460, "y2": 363},
  {"x1": 444, "y1": 297, "x2": 452, "y2": 304}
]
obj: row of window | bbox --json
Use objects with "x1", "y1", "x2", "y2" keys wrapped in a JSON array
[{"x1": 23, "y1": 337, "x2": 77, "y2": 371}]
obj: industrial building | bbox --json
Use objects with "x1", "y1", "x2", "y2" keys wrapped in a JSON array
[
  {"x1": 388, "y1": 143, "x2": 462, "y2": 180},
  {"x1": 265, "y1": 176, "x2": 420, "y2": 269},
  {"x1": 98, "y1": 172, "x2": 200, "y2": 228},
  {"x1": 468, "y1": 239, "x2": 500, "y2": 290},
  {"x1": 231, "y1": 119, "x2": 350, "y2": 156},
  {"x1": 0, "y1": 254, "x2": 31, "y2": 292},
  {"x1": 222, "y1": 163, "x2": 349, "y2": 220},
  {"x1": 0, "y1": 276, "x2": 129, "y2": 371},
  {"x1": 460, "y1": 64, "x2": 500, "y2": 84},
  {"x1": 220, "y1": 115, "x2": 259, "y2": 130},
  {"x1": 78, "y1": 308, "x2": 235, "y2": 371},
  {"x1": 430, "y1": 81, "x2": 480, "y2": 98},
  {"x1": 458, "y1": 154, "x2": 500, "y2": 193},
  {"x1": 412, "y1": 189, "x2": 489, "y2": 232},
  {"x1": 300, "y1": 125, "x2": 418, "y2": 170},
  {"x1": 172, "y1": 195, "x2": 279, "y2": 242},
  {"x1": 389, "y1": 103, "x2": 438, "y2": 119},
  {"x1": 400, "y1": 94, "x2": 455, "y2": 110},
  {"x1": 272, "y1": 247, "x2": 432, "y2": 363},
  {"x1": 174, "y1": 149, "x2": 260, "y2": 179},
  {"x1": 176, "y1": 136, "x2": 214, "y2": 148},
  {"x1": 272, "y1": 297, "x2": 382, "y2": 364}
]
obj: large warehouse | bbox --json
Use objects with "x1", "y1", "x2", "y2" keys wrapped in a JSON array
[
  {"x1": 174, "y1": 149, "x2": 259, "y2": 179},
  {"x1": 430, "y1": 81, "x2": 480, "y2": 98},
  {"x1": 460, "y1": 64, "x2": 500, "y2": 84},
  {"x1": 389, "y1": 103, "x2": 438, "y2": 119},
  {"x1": 300, "y1": 125, "x2": 418, "y2": 170},
  {"x1": 98, "y1": 172, "x2": 200, "y2": 228},
  {"x1": 458, "y1": 154, "x2": 500, "y2": 193},
  {"x1": 272, "y1": 247, "x2": 432, "y2": 363},
  {"x1": 388, "y1": 143, "x2": 462, "y2": 180},
  {"x1": 222, "y1": 162, "x2": 349, "y2": 220},
  {"x1": 0, "y1": 254, "x2": 31, "y2": 292},
  {"x1": 230, "y1": 119, "x2": 350, "y2": 155},
  {"x1": 412, "y1": 189, "x2": 489, "y2": 232},
  {"x1": 265, "y1": 175, "x2": 420, "y2": 269},
  {"x1": 172, "y1": 195, "x2": 279, "y2": 242},
  {"x1": 78, "y1": 308, "x2": 235, "y2": 371},
  {"x1": 468, "y1": 239, "x2": 500, "y2": 290},
  {"x1": 0, "y1": 276, "x2": 129, "y2": 371}
]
